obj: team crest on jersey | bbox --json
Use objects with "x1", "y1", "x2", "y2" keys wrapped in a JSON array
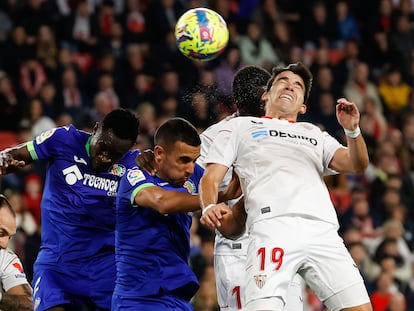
[
  {"x1": 183, "y1": 180, "x2": 196, "y2": 194},
  {"x1": 36, "y1": 128, "x2": 56, "y2": 144},
  {"x1": 254, "y1": 274, "x2": 267, "y2": 289},
  {"x1": 110, "y1": 164, "x2": 126, "y2": 177},
  {"x1": 127, "y1": 169, "x2": 146, "y2": 186}
]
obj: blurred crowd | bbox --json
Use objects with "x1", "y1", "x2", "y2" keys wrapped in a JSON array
[{"x1": 0, "y1": 0, "x2": 414, "y2": 310}]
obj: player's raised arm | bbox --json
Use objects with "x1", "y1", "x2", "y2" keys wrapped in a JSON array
[{"x1": 329, "y1": 98, "x2": 369, "y2": 173}]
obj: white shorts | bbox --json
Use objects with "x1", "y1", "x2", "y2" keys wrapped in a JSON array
[
  {"x1": 245, "y1": 216, "x2": 370, "y2": 311},
  {"x1": 214, "y1": 254, "x2": 304, "y2": 311}
]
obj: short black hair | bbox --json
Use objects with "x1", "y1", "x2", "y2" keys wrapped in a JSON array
[
  {"x1": 0, "y1": 194, "x2": 15, "y2": 218},
  {"x1": 232, "y1": 66, "x2": 271, "y2": 116},
  {"x1": 101, "y1": 109, "x2": 139, "y2": 143},
  {"x1": 266, "y1": 63, "x2": 313, "y2": 105},
  {"x1": 155, "y1": 118, "x2": 201, "y2": 149}
]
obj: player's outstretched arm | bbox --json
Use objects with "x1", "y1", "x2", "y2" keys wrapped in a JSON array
[
  {"x1": 134, "y1": 186, "x2": 201, "y2": 214},
  {"x1": 0, "y1": 144, "x2": 33, "y2": 175},
  {"x1": 0, "y1": 283, "x2": 33, "y2": 311},
  {"x1": 330, "y1": 98, "x2": 369, "y2": 173}
]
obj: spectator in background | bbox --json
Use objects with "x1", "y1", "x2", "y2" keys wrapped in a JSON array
[
  {"x1": 238, "y1": 21, "x2": 281, "y2": 70},
  {"x1": 125, "y1": 72, "x2": 155, "y2": 110},
  {"x1": 389, "y1": 15, "x2": 414, "y2": 78},
  {"x1": 300, "y1": 0, "x2": 340, "y2": 49},
  {"x1": 39, "y1": 81, "x2": 62, "y2": 120},
  {"x1": 24, "y1": 97, "x2": 56, "y2": 138},
  {"x1": 0, "y1": 72, "x2": 24, "y2": 132},
  {"x1": 343, "y1": 62, "x2": 383, "y2": 113},
  {"x1": 59, "y1": 0, "x2": 99, "y2": 53},
  {"x1": 370, "y1": 271, "x2": 400, "y2": 311},
  {"x1": 120, "y1": 0, "x2": 148, "y2": 44},
  {"x1": 336, "y1": 0, "x2": 361, "y2": 45},
  {"x1": 378, "y1": 66, "x2": 412, "y2": 125},
  {"x1": 19, "y1": 57, "x2": 47, "y2": 99},
  {"x1": 359, "y1": 96, "x2": 388, "y2": 158},
  {"x1": 213, "y1": 44, "x2": 244, "y2": 99},
  {"x1": 35, "y1": 25, "x2": 59, "y2": 75}
]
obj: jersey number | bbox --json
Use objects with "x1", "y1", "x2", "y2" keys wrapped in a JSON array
[
  {"x1": 232, "y1": 286, "x2": 242, "y2": 309},
  {"x1": 257, "y1": 247, "x2": 284, "y2": 271}
]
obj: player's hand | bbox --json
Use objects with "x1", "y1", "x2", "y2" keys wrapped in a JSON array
[
  {"x1": 0, "y1": 152, "x2": 26, "y2": 175},
  {"x1": 336, "y1": 98, "x2": 360, "y2": 131},
  {"x1": 135, "y1": 149, "x2": 156, "y2": 176},
  {"x1": 200, "y1": 203, "x2": 230, "y2": 230}
]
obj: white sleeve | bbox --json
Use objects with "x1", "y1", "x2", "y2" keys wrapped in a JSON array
[
  {"x1": 0, "y1": 249, "x2": 29, "y2": 292},
  {"x1": 322, "y1": 131, "x2": 343, "y2": 176},
  {"x1": 205, "y1": 122, "x2": 239, "y2": 169}
]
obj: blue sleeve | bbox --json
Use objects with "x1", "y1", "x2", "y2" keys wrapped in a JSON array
[{"x1": 27, "y1": 125, "x2": 82, "y2": 161}]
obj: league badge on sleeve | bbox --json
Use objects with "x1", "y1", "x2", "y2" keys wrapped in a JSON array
[
  {"x1": 36, "y1": 128, "x2": 56, "y2": 144},
  {"x1": 127, "y1": 169, "x2": 146, "y2": 186}
]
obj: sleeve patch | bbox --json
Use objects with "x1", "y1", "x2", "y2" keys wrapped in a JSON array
[
  {"x1": 35, "y1": 128, "x2": 56, "y2": 144},
  {"x1": 127, "y1": 169, "x2": 146, "y2": 186}
]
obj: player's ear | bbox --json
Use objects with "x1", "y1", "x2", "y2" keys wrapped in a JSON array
[
  {"x1": 299, "y1": 104, "x2": 307, "y2": 115},
  {"x1": 153, "y1": 145, "x2": 164, "y2": 161},
  {"x1": 261, "y1": 91, "x2": 268, "y2": 101}
]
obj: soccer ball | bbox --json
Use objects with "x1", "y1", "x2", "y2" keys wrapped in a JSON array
[{"x1": 175, "y1": 8, "x2": 229, "y2": 62}]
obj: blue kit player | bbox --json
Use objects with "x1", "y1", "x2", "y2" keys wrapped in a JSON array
[
  {"x1": 113, "y1": 118, "x2": 236, "y2": 311},
  {"x1": 0, "y1": 109, "x2": 140, "y2": 311}
]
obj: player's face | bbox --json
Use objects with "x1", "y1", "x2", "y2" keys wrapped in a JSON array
[
  {"x1": 90, "y1": 126, "x2": 133, "y2": 172},
  {"x1": 0, "y1": 207, "x2": 16, "y2": 249},
  {"x1": 263, "y1": 71, "x2": 307, "y2": 119},
  {"x1": 155, "y1": 141, "x2": 200, "y2": 187}
]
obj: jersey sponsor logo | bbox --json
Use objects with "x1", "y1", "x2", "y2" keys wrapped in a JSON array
[
  {"x1": 127, "y1": 169, "x2": 146, "y2": 186},
  {"x1": 83, "y1": 174, "x2": 118, "y2": 194},
  {"x1": 35, "y1": 128, "x2": 56, "y2": 144},
  {"x1": 63, "y1": 165, "x2": 83, "y2": 185},
  {"x1": 62, "y1": 165, "x2": 119, "y2": 195},
  {"x1": 110, "y1": 164, "x2": 126, "y2": 177},
  {"x1": 251, "y1": 129, "x2": 318, "y2": 146},
  {"x1": 183, "y1": 180, "x2": 196, "y2": 194}
]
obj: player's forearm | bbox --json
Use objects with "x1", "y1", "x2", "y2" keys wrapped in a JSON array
[
  {"x1": 218, "y1": 197, "x2": 246, "y2": 239},
  {"x1": 136, "y1": 189, "x2": 200, "y2": 214},
  {"x1": 0, "y1": 293, "x2": 32, "y2": 311},
  {"x1": 199, "y1": 174, "x2": 220, "y2": 209},
  {"x1": 346, "y1": 134, "x2": 369, "y2": 173},
  {"x1": 0, "y1": 143, "x2": 33, "y2": 174}
]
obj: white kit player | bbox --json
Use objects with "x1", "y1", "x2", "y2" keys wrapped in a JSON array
[
  {"x1": 198, "y1": 65, "x2": 304, "y2": 311},
  {"x1": 199, "y1": 63, "x2": 373, "y2": 311},
  {"x1": 0, "y1": 194, "x2": 32, "y2": 310}
]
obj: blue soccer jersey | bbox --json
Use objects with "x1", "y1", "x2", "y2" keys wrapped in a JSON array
[
  {"x1": 114, "y1": 157, "x2": 203, "y2": 300},
  {"x1": 26, "y1": 125, "x2": 137, "y2": 265}
]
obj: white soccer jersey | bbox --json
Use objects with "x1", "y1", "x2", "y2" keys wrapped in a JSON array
[
  {"x1": 198, "y1": 114, "x2": 249, "y2": 256},
  {"x1": 205, "y1": 116, "x2": 343, "y2": 229},
  {"x1": 0, "y1": 248, "x2": 29, "y2": 292}
]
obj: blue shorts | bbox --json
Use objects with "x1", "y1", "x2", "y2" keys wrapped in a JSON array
[
  {"x1": 33, "y1": 255, "x2": 115, "y2": 311},
  {"x1": 111, "y1": 293, "x2": 194, "y2": 311}
]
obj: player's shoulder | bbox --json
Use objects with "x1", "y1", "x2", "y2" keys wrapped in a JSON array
[
  {"x1": 124, "y1": 165, "x2": 154, "y2": 188},
  {"x1": 0, "y1": 248, "x2": 18, "y2": 263}
]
